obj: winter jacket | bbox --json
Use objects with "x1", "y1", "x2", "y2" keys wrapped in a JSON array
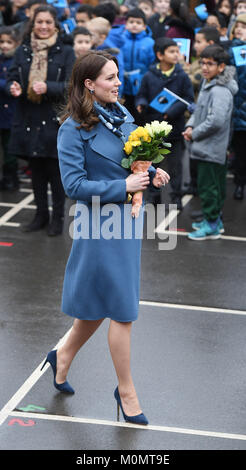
[
  {"x1": 165, "y1": 17, "x2": 195, "y2": 46},
  {"x1": 0, "y1": 53, "x2": 16, "y2": 129},
  {"x1": 186, "y1": 66, "x2": 238, "y2": 164},
  {"x1": 229, "y1": 38, "x2": 246, "y2": 131},
  {"x1": 121, "y1": 26, "x2": 155, "y2": 96},
  {"x1": 5, "y1": 35, "x2": 75, "y2": 159},
  {"x1": 135, "y1": 63, "x2": 194, "y2": 140},
  {"x1": 147, "y1": 13, "x2": 171, "y2": 40}
]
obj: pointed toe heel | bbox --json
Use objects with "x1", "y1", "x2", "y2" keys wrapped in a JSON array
[
  {"x1": 114, "y1": 387, "x2": 148, "y2": 426},
  {"x1": 41, "y1": 350, "x2": 75, "y2": 394}
]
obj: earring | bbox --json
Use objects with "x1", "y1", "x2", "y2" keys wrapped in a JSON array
[{"x1": 89, "y1": 89, "x2": 94, "y2": 94}]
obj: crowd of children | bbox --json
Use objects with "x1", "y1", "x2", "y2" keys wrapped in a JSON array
[{"x1": 0, "y1": 0, "x2": 245, "y2": 239}]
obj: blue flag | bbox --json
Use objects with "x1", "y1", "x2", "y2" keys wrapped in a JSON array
[
  {"x1": 232, "y1": 44, "x2": 246, "y2": 67},
  {"x1": 195, "y1": 3, "x2": 208, "y2": 21},
  {"x1": 174, "y1": 38, "x2": 191, "y2": 63},
  {"x1": 150, "y1": 88, "x2": 177, "y2": 113},
  {"x1": 47, "y1": 0, "x2": 68, "y2": 8}
]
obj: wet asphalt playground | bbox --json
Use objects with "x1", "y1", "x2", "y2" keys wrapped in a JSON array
[{"x1": 0, "y1": 166, "x2": 246, "y2": 454}]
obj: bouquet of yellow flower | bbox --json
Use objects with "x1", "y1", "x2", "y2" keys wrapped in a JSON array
[{"x1": 121, "y1": 120, "x2": 172, "y2": 217}]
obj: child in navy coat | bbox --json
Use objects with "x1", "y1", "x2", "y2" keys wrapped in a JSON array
[
  {"x1": 136, "y1": 37, "x2": 194, "y2": 209},
  {"x1": 0, "y1": 26, "x2": 20, "y2": 190}
]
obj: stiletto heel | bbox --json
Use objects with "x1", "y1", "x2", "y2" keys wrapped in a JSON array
[
  {"x1": 117, "y1": 402, "x2": 120, "y2": 422},
  {"x1": 41, "y1": 350, "x2": 75, "y2": 394},
  {"x1": 114, "y1": 387, "x2": 148, "y2": 425}
]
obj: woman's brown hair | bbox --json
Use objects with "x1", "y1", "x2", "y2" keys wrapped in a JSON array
[{"x1": 60, "y1": 50, "x2": 118, "y2": 130}]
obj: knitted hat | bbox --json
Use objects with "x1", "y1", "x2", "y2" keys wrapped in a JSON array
[{"x1": 230, "y1": 13, "x2": 246, "y2": 39}]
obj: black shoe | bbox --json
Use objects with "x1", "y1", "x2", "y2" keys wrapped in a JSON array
[
  {"x1": 234, "y1": 185, "x2": 244, "y2": 200},
  {"x1": 47, "y1": 217, "x2": 64, "y2": 236},
  {"x1": 22, "y1": 213, "x2": 50, "y2": 232}
]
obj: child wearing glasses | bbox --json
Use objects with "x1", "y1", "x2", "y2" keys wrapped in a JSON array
[{"x1": 183, "y1": 45, "x2": 238, "y2": 240}]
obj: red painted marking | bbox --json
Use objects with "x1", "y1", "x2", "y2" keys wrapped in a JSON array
[
  {"x1": 8, "y1": 418, "x2": 35, "y2": 427},
  {"x1": 0, "y1": 242, "x2": 13, "y2": 247}
]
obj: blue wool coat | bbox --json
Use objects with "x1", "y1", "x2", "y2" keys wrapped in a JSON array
[{"x1": 57, "y1": 108, "x2": 156, "y2": 322}]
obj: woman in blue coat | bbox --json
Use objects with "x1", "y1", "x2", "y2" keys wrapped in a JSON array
[{"x1": 42, "y1": 50, "x2": 170, "y2": 425}]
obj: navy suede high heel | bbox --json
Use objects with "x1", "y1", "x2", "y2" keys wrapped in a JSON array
[
  {"x1": 114, "y1": 387, "x2": 148, "y2": 425},
  {"x1": 41, "y1": 350, "x2": 75, "y2": 394}
]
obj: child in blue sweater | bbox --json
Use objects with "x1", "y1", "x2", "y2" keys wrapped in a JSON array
[
  {"x1": 0, "y1": 27, "x2": 21, "y2": 190},
  {"x1": 122, "y1": 8, "x2": 155, "y2": 123}
]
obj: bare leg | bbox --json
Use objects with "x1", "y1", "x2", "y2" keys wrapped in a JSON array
[
  {"x1": 56, "y1": 318, "x2": 104, "y2": 383},
  {"x1": 108, "y1": 319, "x2": 142, "y2": 417}
]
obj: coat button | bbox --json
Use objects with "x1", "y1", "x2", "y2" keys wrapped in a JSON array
[
  {"x1": 42, "y1": 121, "x2": 46, "y2": 125},
  {"x1": 27, "y1": 127, "x2": 30, "y2": 131},
  {"x1": 33, "y1": 151, "x2": 37, "y2": 155},
  {"x1": 4, "y1": 104, "x2": 8, "y2": 108}
]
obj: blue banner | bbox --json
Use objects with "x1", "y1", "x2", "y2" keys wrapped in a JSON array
[{"x1": 150, "y1": 88, "x2": 177, "y2": 113}]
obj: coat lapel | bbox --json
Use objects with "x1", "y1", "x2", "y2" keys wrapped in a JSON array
[{"x1": 79, "y1": 113, "x2": 136, "y2": 166}]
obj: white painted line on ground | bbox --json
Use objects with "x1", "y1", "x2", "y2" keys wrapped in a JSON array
[
  {"x1": 8, "y1": 410, "x2": 246, "y2": 442},
  {"x1": 0, "y1": 193, "x2": 34, "y2": 227},
  {"x1": 157, "y1": 230, "x2": 246, "y2": 242},
  {"x1": 19, "y1": 188, "x2": 33, "y2": 193},
  {"x1": 155, "y1": 195, "x2": 193, "y2": 234},
  {"x1": 2, "y1": 222, "x2": 20, "y2": 227},
  {"x1": 0, "y1": 328, "x2": 72, "y2": 427},
  {"x1": 140, "y1": 300, "x2": 246, "y2": 316}
]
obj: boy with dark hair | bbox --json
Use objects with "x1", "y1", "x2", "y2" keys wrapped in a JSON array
[
  {"x1": 183, "y1": 45, "x2": 238, "y2": 240},
  {"x1": 184, "y1": 26, "x2": 221, "y2": 94},
  {"x1": 75, "y1": 5, "x2": 94, "y2": 27},
  {"x1": 136, "y1": 37, "x2": 194, "y2": 209},
  {"x1": 182, "y1": 26, "x2": 221, "y2": 197},
  {"x1": 122, "y1": 7, "x2": 155, "y2": 122},
  {"x1": 72, "y1": 26, "x2": 92, "y2": 58}
]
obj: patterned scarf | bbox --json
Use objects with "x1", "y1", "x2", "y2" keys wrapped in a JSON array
[
  {"x1": 27, "y1": 31, "x2": 58, "y2": 104},
  {"x1": 93, "y1": 101, "x2": 128, "y2": 143}
]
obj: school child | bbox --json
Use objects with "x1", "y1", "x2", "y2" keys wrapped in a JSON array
[
  {"x1": 136, "y1": 37, "x2": 194, "y2": 209},
  {"x1": 72, "y1": 26, "x2": 92, "y2": 58},
  {"x1": 86, "y1": 16, "x2": 124, "y2": 96},
  {"x1": 183, "y1": 26, "x2": 221, "y2": 95},
  {"x1": 122, "y1": 8, "x2": 155, "y2": 122},
  {"x1": 138, "y1": 0, "x2": 154, "y2": 20},
  {"x1": 229, "y1": 13, "x2": 246, "y2": 199},
  {"x1": 206, "y1": 11, "x2": 229, "y2": 41},
  {"x1": 183, "y1": 45, "x2": 238, "y2": 240},
  {"x1": 75, "y1": 4, "x2": 94, "y2": 27},
  {"x1": 0, "y1": 26, "x2": 20, "y2": 190},
  {"x1": 147, "y1": 0, "x2": 170, "y2": 40},
  {"x1": 228, "y1": 0, "x2": 246, "y2": 35},
  {"x1": 182, "y1": 26, "x2": 220, "y2": 196}
]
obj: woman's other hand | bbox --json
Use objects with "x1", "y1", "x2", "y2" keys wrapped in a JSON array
[
  {"x1": 32, "y1": 81, "x2": 47, "y2": 95},
  {"x1": 10, "y1": 81, "x2": 22, "y2": 97},
  {"x1": 152, "y1": 168, "x2": 170, "y2": 188},
  {"x1": 126, "y1": 171, "x2": 150, "y2": 193}
]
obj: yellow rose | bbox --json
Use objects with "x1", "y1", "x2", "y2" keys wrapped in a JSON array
[
  {"x1": 142, "y1": 133, "x2": 151, "y2": 142},
  {"x1": 131, "y1": 140, "x2": 141, "y2": 147},
  {"x1": 124, "y1": 141, "x2": 133, "y2": 155}
]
